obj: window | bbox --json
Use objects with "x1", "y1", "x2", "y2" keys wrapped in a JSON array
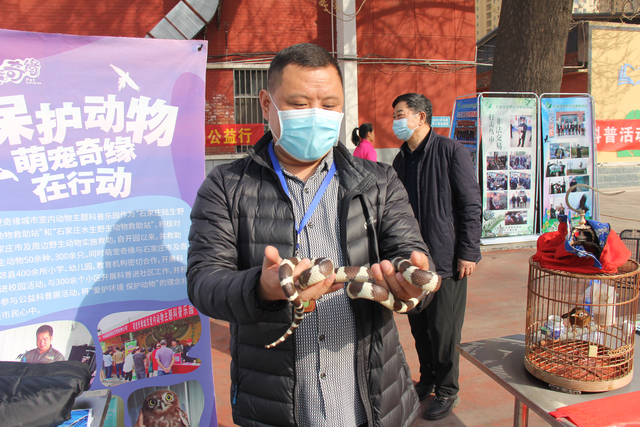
[{"x1": 234, "y1": 69, "x2": 269, "y2": 154}]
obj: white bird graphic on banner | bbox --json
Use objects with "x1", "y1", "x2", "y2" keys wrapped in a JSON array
[
  {"x1": 109, "y1": 64, "x2": 140, "y2": 92},
  {"x1": 0, "y1": 167, "x2": 18, "y2": 182}
]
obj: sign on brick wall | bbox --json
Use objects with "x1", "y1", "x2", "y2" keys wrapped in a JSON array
[
  {"x1": 206, "y1": 123, "x2": 264, "y2": 146},
  {"x1": 595, "y1": 119, "x2": 640, "y2": 152}
]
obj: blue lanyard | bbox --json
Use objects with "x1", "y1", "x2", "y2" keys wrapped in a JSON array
[{"x1": 268, "y1": 142, "x2": 336, "y2": 251}]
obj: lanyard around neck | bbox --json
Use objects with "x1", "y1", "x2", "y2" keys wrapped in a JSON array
[{"x1": 268, "y1": 142, "x2": 336, "y2": 250}]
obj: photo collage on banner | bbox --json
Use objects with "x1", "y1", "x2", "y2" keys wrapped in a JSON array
[
  {"x1": 480, "y1": 96, "x2": 538, "y2": 238},
  {"x1": 450, "y1": 96, "x2": 479, "y2": 168},
  {"x1": 540, "y1": 96, "x2": 595, "y2": 233},
  {"x1": 0, "y1": 29, "x2": 216, "y2": 427}
]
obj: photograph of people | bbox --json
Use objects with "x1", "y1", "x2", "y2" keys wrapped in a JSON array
[
  {"x1": 487, "y1": 172, "x2": 508, "y2": 191},
  {"x1": 504, "y1": 211, "x2": 527, "y2": 225},
  {"x1": 556, "y1": 114, "x2": 586, "y2": 137},
  {"x1": 487, "y1": 191, "x2": 508, "y2": 211},
  {"x1": 568, "y1": 175, "x2": 590, "y2": 191},
  {"x1": 545, "y1": 160, "x2": 566, "y2": 177},
  {"x1": 510, "y1": 191, "x2": 531, "y2": 209},
  {"x1": 571, "y1": 141, "x2": 590, "y2": 158},
  {"x1": 510, "y1": 115, "x2": 532, "y2": 148},
  {"x1": 0, "y1": 321, "x2": 94, "y2": 367},
  {"x1": 97, "y1": 306, "x2": 202, "y2": 387},
  {"x1": 486, "y1": 151, "x2": 508, "y2": 170},
  {"x1": 21, "y1": 325, "x2": 65, "y2": 364},
  {"x1": 508, "y1": 151, "x2": 531, "y2": 170},
  {"x1": 567, "y1": 159, "x2": 588, "y2": 175},
  {"x1": 509, "y1": 172, "x2": 531, "y2": 190},
  {"x1": 549, "y1": 142, "x2": 571, "y2": 160},
  {"x1": 549, "y1": 177, "x2": 567, "y2": 195}
]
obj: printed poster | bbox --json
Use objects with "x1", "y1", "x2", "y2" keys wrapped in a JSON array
[
  {"x1": 480, "y1": 95, "x2": 538, "y2": 238},
  {"x1": 450, "y1": 96, "x2": 479, "y2": 168},
  {"x1": 0, "y1": 29, "x2": 216, "y2": 427},
  {"x1": 540, "y1": 96, "x2": 595, "y2": 233}
]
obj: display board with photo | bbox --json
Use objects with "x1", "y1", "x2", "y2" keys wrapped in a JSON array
[
  {"x1": 450, "y1": 96, "x2": 479, "y2": 169},
  {"x1": 540, "y1": 96, "x2": 595, "y2": 233},
  {"x1": 0, "y1": 30, "x2": 216, "y2": 427},
  {"x1": 480, "y1": 95, "x2": 538, "y2": 238}
]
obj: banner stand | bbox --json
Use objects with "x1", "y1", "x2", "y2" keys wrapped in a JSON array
[
  {"x1": 539, "y1": 93, "x2": 597, "y2": 234},
  {"x1": 478, "y1": 92, "x2": 540, "y2": 243}
]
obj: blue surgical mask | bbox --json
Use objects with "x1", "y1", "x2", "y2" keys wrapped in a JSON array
[
  {"x1": 270, "y1": 95, "x2": 344, "y2": 162},
  {"x1": 393, "y1": 113, "x2": 420, "y2": 141}
]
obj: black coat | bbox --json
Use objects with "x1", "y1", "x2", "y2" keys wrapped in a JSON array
[
  {"x1": 187, "y1": 132, "x2": 431, "y2": 427},
  {"x1": 393, "y1": 131, "x2": 482, "y2": 278}
]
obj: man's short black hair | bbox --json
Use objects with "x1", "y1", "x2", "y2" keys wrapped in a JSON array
[
  {"x1": 268, "y1": 43, "x2": 343, "y2": 92},
  {"x1": 36, "y1": 324, "x2": 53, "y2": 337},
  {"x1": 392, "y1": 93, "x2": 433, "y2": 126}
]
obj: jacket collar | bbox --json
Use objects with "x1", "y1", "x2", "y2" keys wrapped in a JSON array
[
  {"x1": 399, "y1": 128, "x2": 432, "y2": 158},
  {"x1": 248, "y1": 131, "x2": 376, "y2": 194}
]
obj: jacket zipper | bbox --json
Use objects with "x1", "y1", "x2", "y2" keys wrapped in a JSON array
[{"x1": 233, "y1": 384, "x2": 238, "y2": 405}]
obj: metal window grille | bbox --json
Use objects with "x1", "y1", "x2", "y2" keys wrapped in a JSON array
[{"x1": 234, "y1": 69, "x2": 269, "y2": 154}]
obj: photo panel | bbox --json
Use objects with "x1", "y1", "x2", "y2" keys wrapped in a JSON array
[
  {"x1": 549, "y1": 176, "x2": 568, "y2": 195},
  {"x1": 508, "y1": 151, "x2": 531, "y2": 170},
  {"x1": 567, "y1": 175, "x2": 590, "y2": 191},
  {"x1": 545, "y1": 160, "x2": 567, "y2": 177},
  {"x1": 505, "y1": 211, "x2": 528, "y2": 225},
  {"x1": 566, "y1": 159, "x2": 589, "y2": 175},
  {"x1": 0, "y1": 321, "x2": 95, "y2": 371},
  {"x1": 509, "y1": 171, "x2": 531, "y2": 190},
  {"x1": 566, "y1": 191, "x2": 593, "y2": 218},
  {"x1": 487, "y1": 171, "x2": 509, "y2": 191},
  {"x1": 508, "y1": 191, "x2": 532, "y2": 209},
  {"x1": 486, "y1": 151, "x2": 509, "y2": 171},
  {"x1": 556, "y1": 113, "x2": 587, "y2": 138},
  {"x1": 549, "y1": 142, "x2": 571, "y2": 160},
  {"x1": 510, "y1": 115, "x2": 533, "y2": 148},
  {"x1": 571, "y1": 141, "x2": 590, "y2": 159},
  {"x1": 487, "y1": 191, "x2": 508, "y2": 211},
  {"x1": 127, "y1": 380, "x2": 205, "y2": 427},
  {"x1": 97, "y1": 305, "x2": 202, "y2": 388}
]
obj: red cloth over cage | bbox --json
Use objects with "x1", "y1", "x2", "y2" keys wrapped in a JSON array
[{"x1": 533, "y1": 216, "x2": 631, "y2": 274}]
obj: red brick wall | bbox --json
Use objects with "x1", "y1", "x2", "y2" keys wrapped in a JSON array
[
  {"x1": 0, "y1": 0, "x2": 177, "y2": 37},
  {"x1": 560, "y1": 72, "x2": 589, "y2": 94},
  {"x1": 205, "y1": 0, "x2": 334, "y2": 56},
  {"x1": 205, "y1": 69, "x2": 237, "y2": 155}
]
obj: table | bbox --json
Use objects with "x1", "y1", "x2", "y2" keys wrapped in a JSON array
[{"x1": 457, "y1": 334, "x2": 639, "y2": 427}]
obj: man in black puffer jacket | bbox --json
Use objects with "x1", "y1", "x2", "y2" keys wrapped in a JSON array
[{"x1": 187, "y1": 44, "x2": 435, "y2": 427}]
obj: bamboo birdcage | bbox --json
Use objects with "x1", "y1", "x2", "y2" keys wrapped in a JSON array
[{"x1": 524, "y1": 258, "x2": 640, "y2": 392}]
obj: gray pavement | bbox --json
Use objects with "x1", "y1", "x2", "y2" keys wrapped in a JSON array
[{"x1": 210, "y1": 187, "x2": 640, "y2": 427}]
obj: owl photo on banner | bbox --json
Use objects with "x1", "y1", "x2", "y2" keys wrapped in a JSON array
[{"x1": 136, "y1": 389, "x2": 190, "y2": 427}]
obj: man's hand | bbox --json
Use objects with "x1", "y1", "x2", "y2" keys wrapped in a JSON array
[
  {"x1": 259, "y1": 246, "x2": 341, "y2": 303},
  {"x1": 458, "y1": 259, "x2": 476, "y2": 279},
  {"x1": 370, "y1": 251, "x2": 435, "y2": 301}
]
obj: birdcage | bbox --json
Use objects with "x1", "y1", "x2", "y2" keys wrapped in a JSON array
[
  {"x1": 524, "y1": 257, "x2": 640, "y2": 392},
  {"x1": 620, "y1": 229, "x2": 640, "y2": 263}
]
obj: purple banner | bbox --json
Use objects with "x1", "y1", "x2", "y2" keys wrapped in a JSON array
[{"x1": 0, "y1": 29, "x2": 215, "y2": 427}]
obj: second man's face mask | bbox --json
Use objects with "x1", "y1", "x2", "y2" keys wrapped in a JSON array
[{"x1": 393, "y1": 113, "x2": 420, "y2": 141}]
